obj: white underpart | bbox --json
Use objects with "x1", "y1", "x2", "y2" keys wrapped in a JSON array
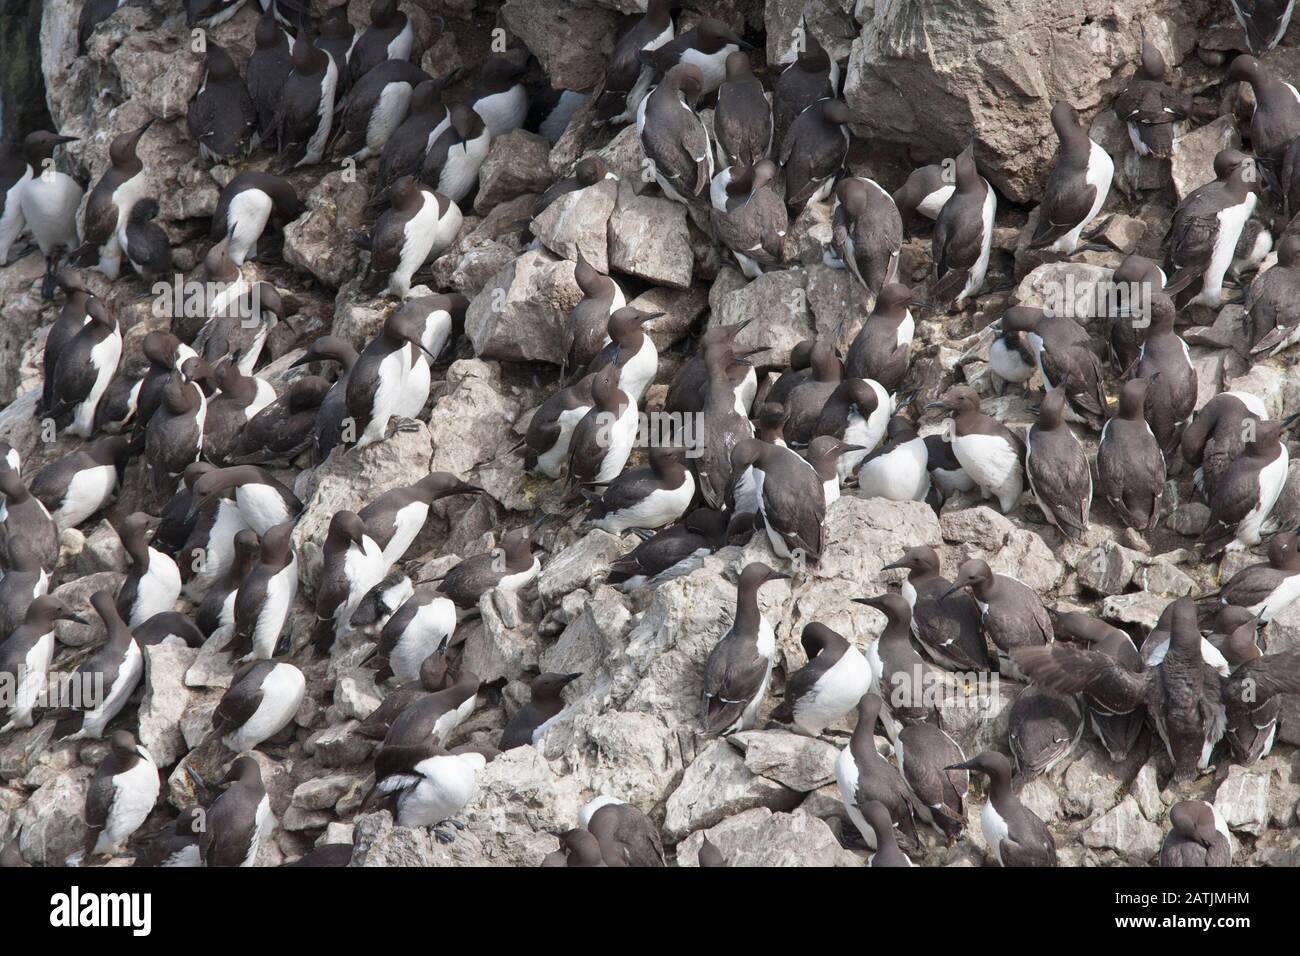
[
  {"x1": 592, "y1": 471, "x2": 695, "y2": 535},
  {"x1": 225, "y1": 187, "x2": 274, "y2": 266},
  {"x1": 495, "y1": 556, "x2": 541, "y2": 594},
  {"x1": 577, "y1": 795, "x2": 624, "y2": 828},
  {"x1": 245, "y1": 554, "x2": 297, "y2": 661},
  {"x1": 395, "y1": 752, "x2": 485, "y2": 827},
  {"x1": 981, "y1": 798, "x2": 1011, "y2": 866},
  {"x1": 389, "y1": 596, "x2": 456, "y2": 683},
  {"x1": 952, "y1": 430, "x2": 1022, "y2": 513},
  {"x1": 126, "y1": 548, "x2": 181, "y2": 626},
  {"x1": 681, "y1": 44, "x2": 738, "y2": 94},
  {"x1": 954, "y1": 180, "x2": 996, "y2": 308},
  {"x1": 358, "y1": 81, "x2": 414, "y2": 161},
  {"x1": 0, "y1": 171, "x2": 31, "y2": 262},
  {"x1": 240, "y1": 794, "x2": 274, "y2": 867},
  {"x1": 916, "y1": 184, "x2": 954, "y2": 219},
  {"x1": 89, "y1": 748, "x2": 159, "y2": 858},
  {"x1": 297, "y1": 57, "x2": 339, "y2": 168},
  {"x1": 68, "y1": 328, "x2": 123, "y2": 437},
  {"x1": 1044, "y1": 138, "x2": 1113, "y2": 254},
  {"x1": 1227, "y1": 447, "x2": 1289, "y2": 551},
  {"x1": 102, "y1": 171, "x2": 150, "y2": 279},
  {"x1": 791, "y1": 645, "x2": 872, "y2": 736},
  {"x1": 590, "y1": 401, "x2": 639, "y2": 484},
  {"x1": 235, "y1": 482, "x2": 293, "y2": 536},
  {"x1": 223, "y1": 663, "x2": 305, "y2": 751},
  {"x1": 1190, "y1": 193, "x2": 1256, "y2": 308},
  {"x1": 473, "y1": 84, "x2": 528, "y2": 139},
  {"x1": 838, "y1": 379, "x2": 891, "y2": 479},
  {"x1": 1250, "y1": 571, "x2": 1300, "y2": 622},
  {"x1": 857, "y1": 436, "x2": 931, "y2": 502},
  {"x1": 535, "y1": 404, "x2": 590, "y2": 478},
  {"x1": 615, "y1": 335, "x2": 658, "y2": 404},
  {"x1": 54, "y1": 463, "x2": 117, "y2": 529},
  {"x1": 18, "y1": 168, "x2": 83, "y2": 255},
  {"x1": 613, "y1": 22, "x2": 674, "y2": 125},
  {"x1": 835, "y1": 745, "x2": 876, "y2": 849},
  {"x1": 332, "y1": 535, "x2": 387, "y2": 641},
  {"x1": 184, "y1": 499, "x2": 248, "y2": 600},
  {"x1": 76, "y1": 638, "x2": 143, "y2": 739},
  {"x1": 540, "y1": 90, "x2": 588, "y2": 144},
  {"x1": 7, "y1": 631, "x2": 55, "y2": 728},
  {"x1": 379, "y1": 500, "x2": 429, "y2": 568},
  {"x1": 437, "y1": 129, "x2": 489, "y2": 204}
]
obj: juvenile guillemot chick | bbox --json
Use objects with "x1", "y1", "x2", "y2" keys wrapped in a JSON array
[
  {"x1": 49, "y1": 297, "x2": 122, "y2": 439},
  {"x1": 999, "y1": 304, "x2": 1107, "y2": 428},
  {"x1": 1015, "y1": 598, "x2": 1222, "y2": 782},
  {"x1": 72, "y1": 121, "x2": 151, "y2": 279},
  {"x1": 712, "y1": 52, "x2": 771, "y2": 169},
  {"x1": 854, "y1": 415, "x2": 929, "y2": 504},
  {"x1": 564, "y1": 254, "x2": 627, "y2": 376},
  {"x1": 0, "y1": 469, "x2": 59, "y2": 571},
  {"x1": 772, "y1": 622, "x2": 872, "y2": 737},
  {"x1": 605, "y1": 508, "x2": 729, "y2": 589},
  {"x1": 46, "y1": 591, "x2": 143, "y2": 741},
  {"x1": 947, "y1": 751, "x2": 1057, "y2": 866},
  {"x1": 1025, "y1": 386, "x2": 1092, "y2": 542},
  {"x1": 806, "y1": 436, "x2": 864, "y2": 505},
  {"x1": 1199, "y1": 416, "x2": 1291, "y2": 557},
  {"x1": 772, "y1": 25, "x2": 837, "y2": 156},
  {"x1": 584, "y1": 444, "x2": 694, "y2": 535},
  {"x1": 1054, "y1": 611, "x2": 1145, "y2": 762},
  {"x1": 194, "y1": 281, "x2": 283, "y2": 377},
  {"x1": 73, "y1": 730, "x2": 158, "y2": 864},
  {"x1": 1134, "y1": 293, "x2": 1195, "y2": 455},
  {"x1": 592, "y1": 0, "x2": 675, "y2": 125},
  {"x1": 641, "y1": 17, "x2": 748, "y2": 95},
  {"x1": 358, "y1": 472, "x2": 484, "y2": 568},
  {"x1": 436, "y1": 525, "x2": 540, "y2": 610},
  {"x1": 892, "y1": 162, "x2": 954, "y2": 234},
  {"x1": 1180, "y1": 390, "x2": 1267, "y2": 499},
  {"x1": 27, "y1": 434, "x2": 131, "y2": 531},
  {"x1": 638, "y1": 63, "x2": 712, "y2": 206},
  {"x1": 364, "y1": 743, "x2": 486, "y2": 841},
  {"x1": 1247, "y1": 234, "x2": 1300, "y2": 354},
  {"x1": 846, "y1": 284, "x2": 913, "y2": 391},
  {"x1": 1008, "y1": 685, "x2": 1084, "y2": 775},
  {"x1": 500, "y1": 671, "x2": 583, "y2": 750},
  {"x1": 854, "y1": 593, "x2": 942, "y2": 740},
  {"x1": 835, "y1": 692, "x2": 920, "y2": 850},
  {"x1": 1027, "y1": 101, "x2": 1113, "y2": 254},
  {"x1": 1160, "y1": 800, "x2": 1232, "y2": 867},
  {"x1": 313, "y1": 511, "x2": 386, "y2": 651},
  {"x1": 989, "y1": 328, "x2": 1037, "y2": 396},
  {"x1": 187, "y1": 43, "x2": 254, "y2": 162},
  {"x1": 115, "y1": 512, "x2": 180, "y2": 628},
  {"x1": 701, "y1": 563, "x2": 788, "y2": 735},
  {"x1": 0, "y1": 596, "x2": 84, "y2": 731},
  {"x1": 830, "y1": 178, "x2": 903, "y2": 302},
  {"x1": 931, "y1": 140, "x2": 996, "y2": 310},
  {"x1": 710, "y1": 159, "x2": 786, "y2": 279},
  {"x1": 271, "y1": 28, "x2": 340, "y2": 169},
  {"x1": 1164, "y1": 150, "x2": 1259, "y2": 308},
  {"x1": 230, "y1": 521, "x2": 298, "y2": 661},
  {"x1": 928, "y1": 385, "x2": 1023, "y2": 513},
  {"x1": 729, "y1": 439, "x2": 825, "y2": 564},
  {"x1": 1203, "y1": 529, "x2": 1300, "y2": 622},
  {"x1": 16, "y1": 131, "x2": 83, "y2": 298},
  {"x1": 564, "y1": 364, "x2": 638, "y2": 500},
  {"x1": 1113, "y1": 38, "x2": 1193, "y2": 159},
  {"x1": 587, "y1": 802, "x2": 666, "y2": 867},
  {"x1": 1219, "y1": 639, "x2": 1300, "y2": 763},
  {"x1": 133, "y1": 612, "x2": 204, "y2": 648},
  {"x1": 368, "y1": 591, "x2": 456, "y2": 684},
  {"x1": 1097, "y1": 378, "x2": 1165, "y2": 531},
  {"x1": 862, "y1": 801, "x2": 914, "y2": 867},
  {"x1": 418, "y1": 104, "x2": 490, "y2": 204},
  {"x1": 946, "y1": 559, "x2": 1052, "y2": 680},
  {"x1": 896, "y1": 721, "x2": 968, "y2": 840},
  {"x1": 211, "y1": 170, "x2": 303, "y2": 267},
  {"x1": 885, "y1": 546, "x2": 990, "y2": 671},
  {"x1": 212, "y1": 660, "x2": 306, "y2": 752},
  {"x1": 780, "y1": 99, "x2": 850, "y2": 213},
  {"x1": 201, "y1": 756, "x2": 274, "y2": 867}
]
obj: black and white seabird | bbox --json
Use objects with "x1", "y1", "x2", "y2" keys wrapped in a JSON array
[
  {"x1": 1199, "y1": 417, "x2": 1291, "y2": 557},
  {"x1": 1008, "y1": 685, "x2": 1084, "y2": 775},
  {"x1": 368, "y1": 590, "x2": 455, "y2": 684},
  {"x1": 1180, "y1": 389, "x2": 1267, "y2": 499},
  {"x1": 1054, "y1": 611, "x2": 1146, "y2": 762},
  {"x1": 270, "y1": 29, "x2": 340, "y2": 169},
  {"x1": 929, "y1": 385, "x2": 1023, "y2": 513},
  {"x1": 835, "y1": 692, "x2": 920, "y2": 850},
  {"x1": 854, "y1": 413, "x2": 930, "y2": 504},
  {"x1": 0, "y1": 596, "x2": 85, "y2": 731},
  {"x1": 782, "y1": 341, "x2": 842, "y2": 446},
  {"x1": 230, "y1": 375, "x2": 330, "y2": 466},
  {"x1": 885, "y1": 546, "x2": 990, "y2": 671},
  {"x1": 1097, "y1": 378, "x2": 1165, "y2": 531},
  {"x1": 230, "y1": 521, "x2": 298, "y2": 661},
  {"x1": 640, "y1": 17, "x2": 748, "y2": 95},
  {"x1": 115, "y1": 512, "x2": 180, "y2": 628},
  {"x1": 364, "y1": 742, "x2": 486, "y2": 839},
  {"x1": 845, "y1": 285, "x2": 913, "y2": 391},
  {"x1": 701, "y1": 563, "x2": 787, "y2": 735},
  {"x1": 989, "y1": 328, "x2": 1037, "y2": 395},
  {"x1": 348, "y1": 0, "x2": 414, "y2": 87},
  {"x1": 1160, "y1": 799, "x2": 1232, "y2": 867},
  {"x1": 48, "y1": 296, "x2": 122, "y2": 439},
  {"x1": 1027, "y1": 101, "x2": 1113, "y2": 254},
  {"x1": 637, "y1": 63, "x2": 712, "y2": 206},
  {"x1": 772, "y1": 622, "x2": 872, "y2": 737},
  {"x1": 0, "y1": 538, "x2": 52, "y2": 639},
  {"x1": 345, "y1": 309, "x2": 435, "y2": 449},
  {"x1": 500, "y1": 671, "x2": 583, "y2": 750},
  {"x1": 584, "y1": 306, "x2": 661, "y2": 404},
  {"x1": 130, "y1": 807, "x2": 204, "y2": 868},
  {"x1": 359, "y1": 472, "x2": 483, "y2": 568},
  {"x1": 188, "y1": 43, "x2": 255, "y2": 163},
  {"x1": 77, "y1": 0, "x2": 123, "y2": 52},
  {"x1": 335, "y1": 59, "x2": 431, "y2": 162},
  {"x1": 772, "y1": 26, "x2": 837, "y2": 156},
  {"x1": 854, "y1": 593, "x2": 942, "y2": 737},
  {"x1": 313, "y1": 510, "x2": 386, "y2": 651},
  {"x1": 805, "y1": 435, "x2": 863, "y2": 505},
  {"x1": 811, "y1": 377, "x2": 892, "y2": 480},
  {"x1": 564, "y1": 364, "x2": 638, "y2": 498},
  {"x1": 728, "y1": 438, "x2": 825, "y2": 564},
  {"x1": 377, "y1": 668, "x2": 481, "y2": 755},
  {"x1": 1219, "y1": 639, "x2": 1300, "y2": 764},
  {"x1": 0, "y1": 142, "x2": 28, "y2": 267},
  {"x1": 201, "y1": 360, "x2": 278, "y2": 464},
  {"x1": 1106, "y1": 253, "x2": 1165, "y2": 373},
  {"x1": 1164, "y1": 149, "x2": 1259, "y2": 309},
  {"x1": 893, "y1": 161, "x2": 954, "y2": 234},
  {"x1": 1113, "y1": 38, "x2": 1192, "y2": 159},
  {"x1": 0, "y1": 470, "x2": 59, "y2": 571},
  {"x1": 1025, "y1": 387, "x2": 1092, "y2": 542},
  {"x1": 134, "y1": 332, "x2": 202, "y2": 432},
  {"x1": 946, "y1": 558, "x2": 1052, "y2": 680},
  {"x1": 564, "y1": 254, "x2": 627, "y2": 377},
  {"x1": 358, "y1": 176, "x2": 462, "y2": 298},
  {"x1": 896, "y1": 721, "x2": 967, "y2": 840},
  {"x1": 470, "y1": 52, "x2": 530, "y2": 139},
  {"x1": 1205, "y1": 529, "x2": 1300, "y2": 622},
  {"x1": 605, "y1": 508, "x2": 729, "y2": 589},
  {"x1": 1247, "y1": 234, "x2": 1300, "y2": 354},
  {"x1": 830, "y1": 177, "x2": 903, "y2": 302},
  {"x1": 46, "y1": 591, "x2": 143, "y2": 741},
  {"x1": 593, "y1": 0, "x2": 675, "y2": 126},
  {"x1": 39, "y1": 269, "x2": 95, "y2": 416},
  {"x1": 436, "y1": 525, "x2": 540, "y2": 610},
  {"x1": 373, "y1": 79, "x2": 452, "y2": 200},
  {"x1": 211, "y1": 171, "x2": 303, "y2": 267},
  {"x1": 947, "y1": 751, "x2": 1057, "y2": 866},
  {"x1": 15, "y1": 131, "x2": 83, "y2": 298},
  {"x1": 72, "y1": 121, "x2": 151, "y2": 279},
  {"x1": 1227, "y1": 55, "x2": 1300, "y2": 178},
  {"x1": 358, "y1": 646, "x2": 452, "y2": 736},
  {"x1": 584, "y1": 444, "x2": 694, "y2": 535},
  {"x1": 712, "y1": 52, "x2": 771, "y2": 169},
  {"x1": 28, "y1": 434, "x2": 130, "y2": 531},
  {"x1": 196, "y1": 529, "x2": 259, "y2": 638},
  {"x1": 417, "y1": 104, "x2": 490, "y2": 204},
  {"x1": 1134, "y1": 292, "x2": 1195, "y2": 456},
  {"x1": 998, "y1": 304, "x2": 1107, "y2": 428},
  {"x1": 201, "y1": 756, "x2": 274, "y2": 867},
  {"x1": 248, "y1": 10, "x2": 295, "y2": 143},
  {"x1": 349, "y1": 570, "x2": 416, "y2": 635},
  {"x1": 144, "y1": 374, "x2": 206, "y2": 503},
  {"x1": 931, "y1": 141, "x2": 996, "y2": 310},
  {"x1": 779, "y1": 98, "x2": 849, "y2": 213},
  {"x1": 213, "y1": 660, "x2": 306, "y2": 752},
  {"x1": 663, "y1": 320, "x2": 754, "y2": 416},
  {"x1": 287, "y1": 336, "x2": 358, "y2": 463},
  {"x1": 74, "y1": 730, "x2": 158, "y2": 864},
  {"x1": 709, "y1": 159, "x2": 786, "y2": 278}
]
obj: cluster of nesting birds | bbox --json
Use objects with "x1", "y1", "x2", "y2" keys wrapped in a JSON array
[{"x1": 0, "y1": 0, "x2": 1298, "y2": 868}]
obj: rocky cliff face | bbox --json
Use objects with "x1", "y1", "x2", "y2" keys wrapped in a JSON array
[{"x1": 0, "y1": 0, "x2": 1298, "y2": 868}]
